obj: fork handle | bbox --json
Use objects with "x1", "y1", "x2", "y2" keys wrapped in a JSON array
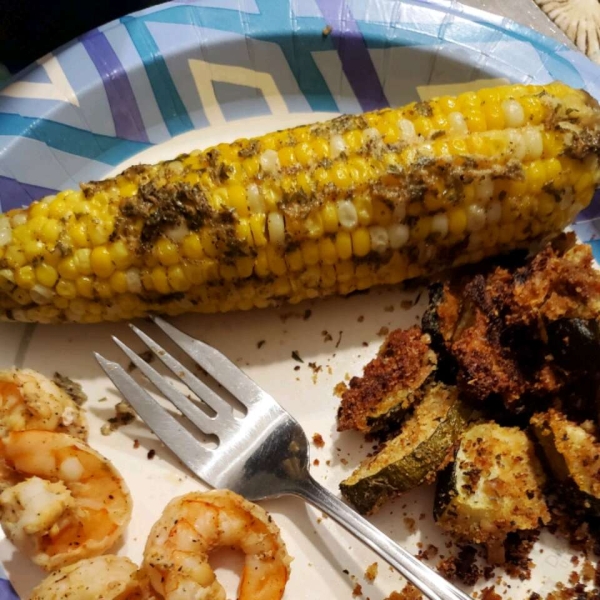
[{"x1": 290, "y1": 476, "x2": 472, "y2": 600}]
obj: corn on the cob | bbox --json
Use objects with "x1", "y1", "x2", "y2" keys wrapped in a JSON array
[{"x1": 1, "y1": 82, "x2": 599, "y2": 323}]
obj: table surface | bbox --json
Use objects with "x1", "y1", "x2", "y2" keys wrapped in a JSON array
[{"x1": 461, "y1": 0, "x2": 574, "y2": 47}]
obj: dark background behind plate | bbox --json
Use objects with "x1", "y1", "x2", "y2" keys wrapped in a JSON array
[{"x1": 0, "y1": 0, "x2": 161, "y2": 77}]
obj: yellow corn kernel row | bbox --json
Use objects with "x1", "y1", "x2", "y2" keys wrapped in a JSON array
[{"x1": 0, "y1": 81, "x2": 599, "y2": 323}]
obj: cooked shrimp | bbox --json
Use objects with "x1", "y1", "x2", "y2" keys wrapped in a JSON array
[
  {"x1": 29, "y1": 555, "x2": 157, "y2": 600},
  {"x1": 0, "y1": 369, "x2": 87, "y2": 439},
  {"x1": 144, "y1": 490, "x2": 292, "y2": 600},
  {"x1": 0, "y1": 430, "x2": 132, "y2": 570}
]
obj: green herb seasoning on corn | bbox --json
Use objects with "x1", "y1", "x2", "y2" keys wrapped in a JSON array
[{"x1": 1, "y1": 81, "x2": 599, "y2": 323}]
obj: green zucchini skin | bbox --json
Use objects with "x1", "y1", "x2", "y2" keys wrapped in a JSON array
[
  {"x1": 340, "y1": 386, "x2": 471, "y2": 515},
  {"x1": 422, "y1": 283, "x2": 459, "y2": 385},
  {"x1": 531, "y1": 410, "x2": 600, "y2": 516},
  {"x1": 546, "y1": 318, "x2": 600, "y2": 372}
]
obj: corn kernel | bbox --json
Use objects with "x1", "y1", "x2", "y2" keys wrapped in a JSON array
[
  {"x1": 35, "y1": 264, "x2": 58, "y2": 288},
  {"x1": 305, "y1": 211, "x2": 324, "y2": 239},
  {"x1": 266, "y1": 246, "x2": 287, "y2": 276},
  {"x1": 29, "y1": 200, "x2": 49, "y2": 220},
  {"x1": 411, "y1": 216, "x2": 431, "y2": 241},
  {"x1": 75, "y1": 276, "x2": 94, "y2": 298},
  {"x1": 110, "y1": 271, "x2": 129, "y2": 294},
  {"x1": 319, "y1": 237, "x2": 337, "y2": 265},
  {"x1": 278, "y1": 146, "x2": 296, "y2": 168},
  {"x1": 311, "y1": 138, "x2": 329, "y2": 160},
  {"x1": 151, "y1": 266, "x2": 170, "y2": 295},
  {"x1": 352, "y1": 228, "x2": 371, "y2": 257},
  {"x1": 91, "y1": 247, "x2": 115, "y2": 278},
  {"x1": 109, "y1": 241, "x2": 133, "y2": 270},
  {"x1": 167, "y1": 265, "x2": 191, "y2": 292},
  {"x1": 335, "y1": 231, "x2": 353, "y2": 260},
  {"x1": 88, "y1": 221, "x2": 111, "y2": 246},
  {"x1": 354, "y1": 196, "x2": 373, "y2": 226},
  {"x1": 448, "y1": 208, "x2": 467, "y2": 235},
  {"x1": 23, "y1": 240, "x2": 43, "y2": 262},
  {"x1": 15, "y1": 266, "x2": 35, "y2": 289},
  {"x1": 243, "y1": 156, "x2": 260, "y2": 178},
  {"x1": 250, "y1": 214, "x2": 267, "y2": 247},
  {"x1": 321, "y1": 203, "x2": 339, "y2": 234},
  {"x1": 39, "y1": 219, "x2": 61, "y2": 245},
  {"x1": 58, "y1": 257, "x2": 79, "y2": 280},
  {"x1": 254, "y1": 248, "x2": 269, "y2": 277},
  {"x1": 56, "y1": 279, "x2": 76, "y2": 299},
  {"x1": 344, "y1": 130, "x2": 363, "y2": 152},
  {"x1": 301, "y1": 240, "x2": 320, "y2": 266},
  {"x1": 295, "y1": 142, "x2": 313, "y2": 166},
  {"x1": 331, "y1": 163, "x2": 352, "y2": 190},
  {"x1": 372, "y1": 199, "x2": 392, "y2": 225},
  {"x1": 5, "y1": 247, "x2": 26, "y2": 269},
  {"x1": 235, "y1": 256, "x2": 254, "y2": 279},
  {"x1": 286, "y1": 248, "x2": 304, "y2": 272}
]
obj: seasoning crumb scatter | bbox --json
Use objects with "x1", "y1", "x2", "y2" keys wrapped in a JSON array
[
  {"x1": 322, "y1": 330, "x2": 333, "y2": 342},
  {"x1": 147, "y1": 449, "x2": 156, "y2": 460},
  {"x1": 303, "y1": 309, "x2": 312, "y2": 320},
  {"x1": 291, "y1": 350, "x2": 304, "y2": 363},
  {"x1": 364, "y1": 562, "x2": 378, "y2": 582},
  {"x1": 336, "y1": 330, "x2": 343, "y2": 348},
  {"x1": 257, "y1": 340, "x2": 266, "y2": 349},
  {"x1": 53, "y1": 372, "x2": 88, "y2": 406},
  {"x1": 384, "y1": 305, "x2": 395, "y2": 313},
  {"x1": 377, "y1": 326, "x2": 389, "y2": 336},
  {"x1": 313, "y1": 458, "x2": 320, "y2": 466},
  {"x1": 127, "y1": 349, "x2": 154, "y2": 373},
  {"x1": 312, "y1": 433, "x2": 325, "y2": 448},
  {"x1": 352, "y1": 583, "x2": 363, "y2": 597},
  {"x1": 133, "y1": 439, "x2": 140, "y2": 449},
  {"x1": 385, "y1": 583, "x2": 423, "y2": 600},
  {"x1": 322, "y1": 24, "x2": 332, "y2": 36},
  {"x1": 101, "y1": 401, "x2": 137, "y2": 436},
  {"x1": 403, "y1": 517, "x2": 416, "y2": 533},
  {"x1": 294, "y1": 365, "x2": 301, "y2": 372},
  {"x1": 357, "y1": 315, "x2": 365, "y2": 322},
  {"x1": 480, "y1": 587, "x2": 502, "y2": 600}
]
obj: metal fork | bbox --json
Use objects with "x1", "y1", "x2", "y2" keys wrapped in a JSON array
[{"x1": 95, "y1": 316, "x2": 471, "y2": 600}]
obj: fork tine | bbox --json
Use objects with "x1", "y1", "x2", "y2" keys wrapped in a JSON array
[
  {"x1": 129, "y1": 323, "x2": 236, "y2": 420},
  {"x1": 94, "y1": 353, "x2": 215, "y2": 480},
  {"x1": 151, "y1": 316, "x2": 269, "y2": 408},
  {"x1": 111, "y1": 336, "x2": 223, "y2": 437}
]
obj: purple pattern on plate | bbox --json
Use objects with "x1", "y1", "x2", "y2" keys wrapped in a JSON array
[
  {"x1": 576, "y1": 189, "x2": 600, "y2": 222},
  {"x1": 0, "y1": 578, "x2": 19, "y2": 600},
  {"x1": 80, "y1": 30, "x2": 149, "y2": 143},
  {"x1": 315, "y1": 0, "x2": 388, "y2": 112},
  {"x1": 0, "y1": 176, "x2": 57, "y2": 212}
]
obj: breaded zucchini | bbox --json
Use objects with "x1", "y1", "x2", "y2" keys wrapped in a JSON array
[
  {"x1": 531, "y1": 409, "x2": 600, "y2": 515},
  {"x1": 434, "y1": 422, "x2": 549, "y2": 563},
  {"x1": 340, "y1": 383, "x2": 470, "y2": 514},
  {"x1": 337, "y1": 327, "x2": 437, "y2": 434}
]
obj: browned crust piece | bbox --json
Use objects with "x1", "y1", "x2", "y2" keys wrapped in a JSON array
[
  {"x1": 429, "y1": 234, "x2": 600, "y2": 409},
  {"x1": 502, "y1": 237, "x2": 600, "y2": 327},
  {"x1": 452, "y1": 272, "x2": 562, "y2": 407},
  {"x1": 337, "y1": 326, "x2": 436, "y2": 432}
]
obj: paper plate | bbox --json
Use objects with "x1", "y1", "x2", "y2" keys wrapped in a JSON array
[{"x1": 1, "y1": 0, "x2": 600, "y2": 598}]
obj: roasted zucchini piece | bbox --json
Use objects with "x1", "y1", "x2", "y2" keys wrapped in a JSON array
[
  {"x1": 434, "y1": 422, "x2": 549, "y2": 563},
  {"x1": 340, "y1": 383, "x2": 470, "y2": 514},
  {"x1": 421, "y1": 283, "x2": 460, "y2": 383},
  {"x1": 337, "y1": 327, "x2": 437, "y2": 434},
  {"x1": 531, "y1": 409, "x2": 600, "y2": 515}
]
